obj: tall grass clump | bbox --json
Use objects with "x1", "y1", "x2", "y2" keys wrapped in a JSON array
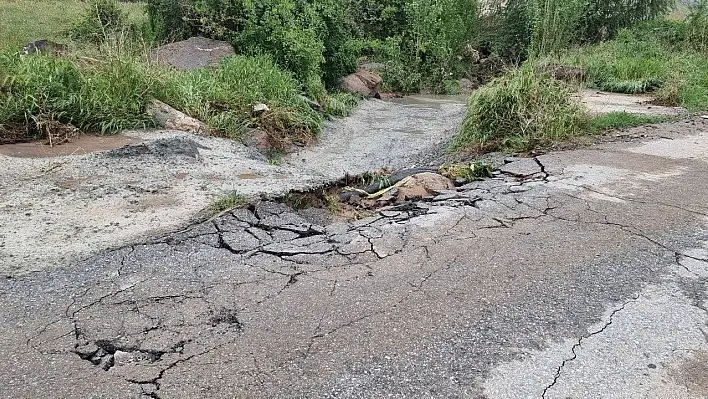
[
  {"x1": 153, "y1": 55, "x2": 322, "y2": 140},
  {"x1": 453, "y1": 65, "x2": 586, "y2": 152},
  {"x1": 0, "y1": 52, "x2": 154, "y2": 138},
  {"x1": 324, "y1": 93, "x2": 361, "y2": 117}
]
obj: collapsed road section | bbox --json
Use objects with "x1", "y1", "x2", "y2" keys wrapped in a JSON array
[{"x1": 3, "y1": 118, "x2": 708, "y2": 398}]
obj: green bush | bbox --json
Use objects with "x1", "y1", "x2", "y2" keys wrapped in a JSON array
[
  {"x1": 453, "y1": 64, "x2": 586, "y2": 152},
  {"x1": 146, "y1": 0, "x2": 187, "y2": 42},
  {"x1": 69, "y1": 0, "x2": 129, "y2": 43},
  {"x1": 347, "y1": 0, "x2": 407, "y2": 39},
  {"x1": 146, "y1": 0, "x2": 356, "y2": 95}
]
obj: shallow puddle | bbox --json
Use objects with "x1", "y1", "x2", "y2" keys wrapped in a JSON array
[
  {"x1": 0, "y1": 135, "x2": 142, "y2": 158},
  {"x1": 388, "y1": 94, "x2": 469, "y2": 109}
]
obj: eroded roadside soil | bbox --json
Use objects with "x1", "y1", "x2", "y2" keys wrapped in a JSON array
[
  {"x1": 1, "y1": 118, "x2": 708, "y2": 398},
  {"x1": 0, "y1": 98, "x2": 466, "y2": 275}
]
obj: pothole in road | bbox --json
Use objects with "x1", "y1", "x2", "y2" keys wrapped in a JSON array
[{"x1": 275, "y1": 161, "x2": 536, "y2": 222}]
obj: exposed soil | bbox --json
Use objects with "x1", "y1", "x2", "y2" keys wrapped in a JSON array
[
  {"x1": 0, "y1": 134, "x2": 142, "y2": 158},
  {"x1": 579, "y1": 90, "x2": 685, "y2": 116}
]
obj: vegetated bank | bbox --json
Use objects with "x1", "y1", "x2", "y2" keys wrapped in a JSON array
[
  {"x1": 2, "y1": 0, "x2": 706, "y2": 154},
  {"x1": 454, "y1": 0, "x2": 708, "y2": 153}
]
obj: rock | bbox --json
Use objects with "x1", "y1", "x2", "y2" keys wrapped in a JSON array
[
  {"x1": 147, "y1": 100, "x2": 209, "y2": 134},
  {"x1": 454, "y1": 177, "x2": 469, "y2": 186},
  {"x1": 242, "y1": 129, "x2": 273, "y2": 155},
  {"x1": 397, "y1": 173, "x2": 455, "y2": 202},
  {"x1": 458, "y1": 78, "x2": 479, "y2": 93},
  {"x1": 149, "y1": 36, "x2": 235, "y2": 70},
  {"x1": 20, "y1": 40, "x2": 68, "y2": 56},
  {"x1": 74, "y1": 342, "x2": 99, "y2": 358},
  {"x1": 340, "y1": 71, "x2": 382, "y2": 97},
  {"x1": 252, "y1": 103, "x2": 270, "y2": 114}
]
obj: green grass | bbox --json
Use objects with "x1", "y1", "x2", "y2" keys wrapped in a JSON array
[
  {"x1": 554, "y1": 20, "x2": 708, "y2": 110},
  {"x1": 0, "y1": 52, "x2": 155, "y2": 135},
  {"x1": 586, "y1": 112, "x2": 670, "y2": 134},
  {"x1": 153, "y1": 55, "x2": 323, "y2": 141},
  {"x1": 453, "y1": 64, "x2": 587, "y2": 153},
  {"x1": 0, "y1": 0, "x2": 147, "y2": 51},
  {"x1": 210, "y1": 192, "x2": 248, "y2": 214},
  {"x1": 324, "y1": 93, "x2": 361, "y2": 118}
]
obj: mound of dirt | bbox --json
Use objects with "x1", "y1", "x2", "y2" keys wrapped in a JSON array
[
  {"x1": 149, "y1": 37, "x2": 235, "y2": 70},
  {"x1": 106, "y1": 137, "x2": 209, "y2": 160}
]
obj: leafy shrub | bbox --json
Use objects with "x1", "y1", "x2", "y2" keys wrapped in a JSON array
[
  {"x1": 146, "y1": 0, "x2": 187, "y2": 42},
  {"x1": 453, "y1": 64, "x2": 586, "y2": 152},
  {"x1": 347, "y1": 0, "x2": 407, "y2": 39},
  {"x1": 69, "y1": 0, "x2": 129, "y2": 43}
]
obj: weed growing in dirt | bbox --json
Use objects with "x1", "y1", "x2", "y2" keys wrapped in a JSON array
[
  {"x1": 586, "y1": 112, "x2": 670, "y2": 134},
  {"x1": 439, "y1": 162, "x2": 494, "y2": 181},
  {"x1": 324, "y1": 93, "x2": 361, "y2": 118},
  {"x1": 453, "y1": 64, "x2": 587, "y2": 152},
  {"x1": 210, "y1": 192, "x2": 248, "y2": 214}
]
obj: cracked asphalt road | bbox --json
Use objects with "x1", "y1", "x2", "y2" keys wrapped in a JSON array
[{"x1": 2, "y1": 118, "x2": 708, "y2": 398}]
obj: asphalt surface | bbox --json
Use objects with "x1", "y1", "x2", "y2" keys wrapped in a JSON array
[{"x1": 1, "y1": 118, "x2": 708, "y2": 398}]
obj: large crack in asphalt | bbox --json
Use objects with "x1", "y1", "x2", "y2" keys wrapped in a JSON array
[
  {"x1": 540, "y1": 293, "x2": 642, "y2": 399},
  {"x1": 16, "y1": 156, "x2": 708, "y2": 398}
]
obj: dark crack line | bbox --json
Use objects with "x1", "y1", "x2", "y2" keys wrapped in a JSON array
[
  {"x1": 565, "y1": 183, "x2": 708, "y2": 218},
  {"x1": 117, "y1": 246, "x2": 136, "y2": 276},
  {"x1": 534, "y1": 157, "x2": 550, "y2": 181},
  {"x1": 541, "y1": 293, "x2": 641, "y2": 398}
]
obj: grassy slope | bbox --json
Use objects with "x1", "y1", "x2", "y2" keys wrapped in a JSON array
[
  {"x1": 0, "y1": 0, "x2": 147, "y2": 51},
  {"x1": 556, "y1": 32, "x2": 708, "y2": 110}
]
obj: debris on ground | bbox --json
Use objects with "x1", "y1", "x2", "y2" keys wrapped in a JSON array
[
  {"x1": 147, "y1": 100, "x2": 210, "y2": 135},
  {"x1": 279, "y1": 160, "x2": 543, "y2": 221}
]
